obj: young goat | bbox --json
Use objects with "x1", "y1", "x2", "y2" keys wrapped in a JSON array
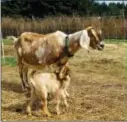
[{"x1": 27, "y1": 65, "x2": 71, "y2": 116}]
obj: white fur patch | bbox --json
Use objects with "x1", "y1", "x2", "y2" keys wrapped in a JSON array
[
  {"x1": 100, "y1": 41, "x2": 104, "y2": 45},
  {"x1": 99, "y1": 30, "x2": 102, "y2": 35},
  {"x1": 79, "y1": 30, "x2": 90, "y2": 51},
  {"x1": 35, "y1": 47, "x2": 45, "y2": 58},
  {"x1": 18, "y1": 47, "x2": 22, "y2": 56},
  {"x1": 55, "y1": 31, "x2": 67, "y2": 46}
]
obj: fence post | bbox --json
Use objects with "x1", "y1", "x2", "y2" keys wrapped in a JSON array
[{"x1": 1, "y1": 32, "x2": 5, "y2": 64}]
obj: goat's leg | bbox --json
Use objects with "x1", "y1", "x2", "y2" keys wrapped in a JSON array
[
  {"x1": 41, "y1": 91, "x2": 51, "y2": 116},
  {"x1": 18, "y1": 61, "x2": 30, "y2": 92},
  {"x1": 42, "y1": 99, "x2": 51, "y2": 116},
  {"x1": 56, "y1": 98, "x2": 61, "y2": 115},
  {"x1": 55, "y1": 90, "x2": 61, "y2": 115},
  {"x1": 64, "y1": 89, "x2": 69, "y2": 98},
  {"x1": 18, "y1": 63, "x2": 27, "y2": 91},
  {"x1": 61, "y1": 90, "x2": 69, "y2": 108},
  {"x1": 17, "y1": 56, "x2": 25, "y2": 90},
  {"x1": 26, "y1": 89, "x2": 36, "y2": 116},
  {"x1": 23, "y1": 67, "x2": 30, "y2": 88}
]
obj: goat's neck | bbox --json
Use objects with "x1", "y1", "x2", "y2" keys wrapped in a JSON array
[{"x1": 68, "y1": 31, "x2": 82, "y2": 55}]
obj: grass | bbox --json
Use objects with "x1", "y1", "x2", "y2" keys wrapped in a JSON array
[
  {"x1": 2, "y1": 38, "x2": 13, "y2": 45},
  {"x1": 105, "y1": 39, "x2": 127, "y2": 44},
  {"x1": 2, "y1": 56, "x2": 17, "y2": 67},
  {"x1": 1, "y1": 40, "x2": 127, "y2": 120}
]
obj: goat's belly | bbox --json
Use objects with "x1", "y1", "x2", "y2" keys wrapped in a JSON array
[
  {"x1": 22, "y1": 60, "x2": 45, "y2": 70},
  {"x1": 46, "y1": 83, "x2": 59, "y2": 93},
  {"x1": 34, "y1": 82, "x2": 59, "y2": 99},
  {"x1": 47, "y1": 85, "x2": 60, "y2": 101}
]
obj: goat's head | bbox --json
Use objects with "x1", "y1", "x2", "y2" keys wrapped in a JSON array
[
  {"x1": 55, "y1": 63, "x2": 70, "y2": 80},
  {"x1": 80, "y1": 26, "x2": 104, "y2": 51},
  {"x1": 87, "y1": 26, "x2": 104, "y2": 50}
]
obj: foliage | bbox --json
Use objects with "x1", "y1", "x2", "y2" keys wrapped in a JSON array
[{"x1": 1, "y1": 0, "x2": 127, "y2": 18}]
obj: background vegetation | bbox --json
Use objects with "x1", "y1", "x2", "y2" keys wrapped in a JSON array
[
  {"x1": 1, "y1": 0, "x2": 127, "y2": 39},
  {"x1": 2, "y1": 16, "x2": 127, "y2": 39},
  {"x1": 1, "y1": 0, "x2": 127, "y2": 18}
]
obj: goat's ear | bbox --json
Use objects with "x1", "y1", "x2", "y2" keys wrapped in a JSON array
[{"x1": 79, "y1": 30, "x2": 90, "y2": 51}]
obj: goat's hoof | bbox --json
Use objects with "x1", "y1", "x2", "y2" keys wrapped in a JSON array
[
  {"x1": 43, "y1": 110, "x2": 52, "y2": 117},
  {"x1": 24, "y1": 90, "x2": 31, "y2": 97},
  {"x1": 44, "y1": 112, "x2": 51, "y2": 117},
  {"x1": 46, "y1": 112, "x2": 51, "y2": 117},
  {"x1": 47, "y1": 113, "x2": 52, "y2": 117},
  {"x1": 22, "y1": 88, "x2": 27, "y2": 93},
  {"x1": 56, "y1": 111, "x2": 61, "y2": 115},
  {"x1": 28, "y1": 114, "x2": 32, "y2": 117},
  {"x1": 27, "y1": 112, "x2": 32, "y2": 116}
]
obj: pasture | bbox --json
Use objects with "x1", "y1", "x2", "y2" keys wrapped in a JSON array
[{"x1": 1, "y1": 39, "x2": 127, "y2": 120}]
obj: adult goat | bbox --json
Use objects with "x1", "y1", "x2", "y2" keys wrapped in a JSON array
[{"x1": 12, "y1": 26, "x2": 104, "y2": 91}]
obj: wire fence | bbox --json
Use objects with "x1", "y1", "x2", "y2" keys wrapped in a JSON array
[
  {"x1": 100, "y1": 15, "x2": 127, "y2": 40},
  {"x1": 1, "y1": 15, "x2": 127, "y2": 39}
]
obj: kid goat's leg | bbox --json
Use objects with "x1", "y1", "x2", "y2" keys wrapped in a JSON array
[
  {"x1": 41, "y1": 90, "x2": 51, "y2": 116},
  {"x1": 61, "y1": 90, "x2": 69, "y2": 108}
]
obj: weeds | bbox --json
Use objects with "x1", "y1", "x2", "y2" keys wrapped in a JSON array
[{"x1": 1, "y1": 16, "x2": 126, "y2": 39}]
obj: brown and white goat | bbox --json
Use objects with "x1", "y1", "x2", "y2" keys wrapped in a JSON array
[
  {"x1": 27, "y1": 65, "x2": 70, "y2": 116},
  {"x1": 12, "y1": 26, "x2": 104, "y2": 91}
]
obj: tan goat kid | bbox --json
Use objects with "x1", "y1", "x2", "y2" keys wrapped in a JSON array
[{"x1": 27, "y1": 65, "x2": 71, "y2": 116}]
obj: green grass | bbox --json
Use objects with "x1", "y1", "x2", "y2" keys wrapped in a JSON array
[
  {"x1": 2, "y1": 56, "x2": 17, "y2": 67},
  {"x1": 2, "y1": 39, "x2": 13, "y2": 45},
  {"x1": 105, "y1": 39, "x2": 127, "y2": 44}
]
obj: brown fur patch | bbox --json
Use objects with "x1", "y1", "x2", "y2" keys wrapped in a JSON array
[{"x1": 15, "y1": 32, "x2": 65, "y2": 66}]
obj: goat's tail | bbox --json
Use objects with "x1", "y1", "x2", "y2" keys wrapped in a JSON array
[{"x1": 7, "y1": 36, "x2": 18, "y2": 44}]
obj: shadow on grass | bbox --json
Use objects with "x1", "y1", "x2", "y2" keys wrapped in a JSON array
[
  {"x1": 2, "y1": 99, "x2": 44, "y2": 116},
  {"x1": 2, "y1": 102, "x2": 27, "y2": 115},
  {"x1": 2, "y1": 80, "x2": 22, "y2": 93}
]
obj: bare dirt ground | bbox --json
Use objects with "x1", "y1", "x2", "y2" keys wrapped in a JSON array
[{"x1": 2, "y1": 43, "x2": 127, "y2": 120}]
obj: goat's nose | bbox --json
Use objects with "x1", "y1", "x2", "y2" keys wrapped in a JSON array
[
  {"x1": 100, "y1": 41, "x2": 105, "y2": 48},
  {"x1": 100, "y1": 43, "x2": 104, "y2": 48}
]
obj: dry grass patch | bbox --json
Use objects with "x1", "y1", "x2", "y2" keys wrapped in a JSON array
[{"x1": 1, "y1": 43, "x2": 127, "y2": 120}]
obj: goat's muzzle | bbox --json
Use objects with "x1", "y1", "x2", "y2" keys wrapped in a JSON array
[{"x1": 97, "y1": 41, "x2": 105, "y2": 50}]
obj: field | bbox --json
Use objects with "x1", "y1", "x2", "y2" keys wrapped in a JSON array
[{"x1": 1, "y1": 39, "x2": 127, "y2": 120}]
